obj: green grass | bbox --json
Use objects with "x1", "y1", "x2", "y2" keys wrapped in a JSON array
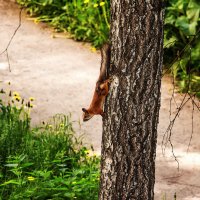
[{"x1": 0, "y1": 86, "x2": 99, "y2": 200}]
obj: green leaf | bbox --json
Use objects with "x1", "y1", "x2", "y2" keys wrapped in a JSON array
[
  {"x1": 164, "y1": 34, "x2": 177, "y2": 48},
  {"x1": 175, "y1": 16, "x2": 190, "y2": 35},
  {"x1": 64, "y1": 192, "x2": 75, "y2": 198},
  {"x1": 172, "y1": 61, "x2": 180, "y2": 78},
  {"x1": 187, "y1": 0, "x2": 200, "y2": 22},
  {"x1": 0, "y1": 180, "x2": 21, "y2": 186},
  {"x1": 21, "y1": 162, "x2": 34, "y2": 168},
  {"x1": 192, "y1": 75, "x2": 200, "y2": 82},
  {"x1": 4, "y1": 163, "x2": 18, "y2": 167},
  {"x1": 165, "y1": 14, "x2": 177, "y2": 25},
  {"x1": 191, "y1": 41, "x2": 200, "y2": 60},
  {"x1": 180, "y1": 58, "x2": 189, "y2": 73},
  {"x1": 187, "y1": 8, "x2": 200, "y2": 22},
  {"x1": 188, "y1": 21, "x2": 197, "y2": 35}
]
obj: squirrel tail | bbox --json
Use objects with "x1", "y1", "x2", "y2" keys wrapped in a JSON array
[{"x1": 98, "y1": 43, "x2": 111, "y2": 82}]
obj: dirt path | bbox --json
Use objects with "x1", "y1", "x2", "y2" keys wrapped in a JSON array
[{"x1": 0, "y1": 1, "x2": 200, "y2": 199}]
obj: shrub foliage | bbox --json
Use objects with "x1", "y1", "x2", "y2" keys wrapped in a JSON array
[
  {"x1": 17, "y1": 0, "x2": 110, "y2": 47},
  {"x1": 164, "y1": 0, "x2": 200, "y2": 96}
]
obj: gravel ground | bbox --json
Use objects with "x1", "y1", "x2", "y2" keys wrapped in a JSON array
[{"x1": 0, "y1": 1, "x2": 200, "y2": 199}]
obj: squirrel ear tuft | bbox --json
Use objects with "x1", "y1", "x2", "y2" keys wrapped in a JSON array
[{"x1": 82, "y1": 108, "x2": 87, "y2": 113}]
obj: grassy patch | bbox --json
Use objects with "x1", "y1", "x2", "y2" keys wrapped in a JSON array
[{"x1": 0, "y1": 84, "x2": 99, "y2": 200}]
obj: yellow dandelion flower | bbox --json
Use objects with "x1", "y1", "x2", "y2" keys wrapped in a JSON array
[
  {"x1": 94, "y1": 3, "x2": 98, "y2": 8},
  {"x1": 13, "y1": 91, "x2": 20, "y2": 97},
  {"x1": 93, "y1": 153, "x2": 97, "y2": 157},
  {"x1": 100, "y1": 2, "x2": 105, "y2": 6},
  {"x1": 34, "y1": 18, "x2": 39, "y2": 24},
  {"x1": 48, "y1": 124, "x2": 53, "y2": 128},
  {"x1": 84, "y1": 150, "x2": 91, "y2": 154},
  {"x1": 30, "y1": 103, "x2": 34, "y2": 108},
  {"x1": 27, "y1": 176, "x2": 35, "y2": 181},
  {"x1": 29, "y1": 97, "x2": 35, "y2": 101},
  {"x1": 90, "y1": 47, "x2": 96, "y2": 52},
  {"x1": 60, "y1": 123, "x2": 65, "y2": 128},
  {"x1": 14, "y1": 96, "x2": 21, "y2": 102},
  {"x1": 84, "y1": 0, "x2": 89, "y2": 3}
]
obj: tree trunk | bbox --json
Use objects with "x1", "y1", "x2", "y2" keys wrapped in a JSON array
[{"x1": 99, "y1": 1, "x2": 164, "y2": 199}]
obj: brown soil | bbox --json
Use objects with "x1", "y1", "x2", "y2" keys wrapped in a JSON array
[{"x1": 0, "y1": 1, "x2": 200, "y2": 199}]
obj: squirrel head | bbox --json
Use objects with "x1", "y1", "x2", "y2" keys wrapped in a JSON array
[{"x1": 82, "y1": 108, "x2": 94, "y2": 122}]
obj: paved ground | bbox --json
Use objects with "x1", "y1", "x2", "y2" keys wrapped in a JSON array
[{"x1": 0, "y1": 1, "x2": 200, "y2": 199}]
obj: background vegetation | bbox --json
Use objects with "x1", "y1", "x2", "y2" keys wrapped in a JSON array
[
  {"x1": 16, "y1": 0, "x2": 200, "y2": 96},
  {"x1": 164, "y1": 0, "x2": 200, "y2": 96},
  {"x1": 17, "y1": 0, "x2": 110, "y2": 47},
  {"x1": 0, "y1": 87, "x2": 99, "y2": 199}
]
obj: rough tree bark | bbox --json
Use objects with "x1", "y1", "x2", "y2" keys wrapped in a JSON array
[{"x1": 99, "y1": 0, "x2": 164, "y2": 199}]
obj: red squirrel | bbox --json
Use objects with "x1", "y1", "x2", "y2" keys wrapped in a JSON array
[{"x1": 82, "y1": 43, "x2": 111, "y2": 122}]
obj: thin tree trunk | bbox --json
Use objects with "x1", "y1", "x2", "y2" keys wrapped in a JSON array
[{"x1": 99, "y1": 0, "x2": 164, "y2": 199}]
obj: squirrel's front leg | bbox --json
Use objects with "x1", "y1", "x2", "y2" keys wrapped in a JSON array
[{"x1": 96, "y1": 79, "x2": 110, "y2": 95}]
